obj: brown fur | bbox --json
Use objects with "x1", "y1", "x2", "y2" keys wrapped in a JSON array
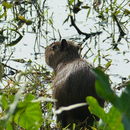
[{"x1": 45, "y1": 39, "x2": 104, "y2": 127}]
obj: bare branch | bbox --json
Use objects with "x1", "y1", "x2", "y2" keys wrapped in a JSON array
[{"x1": 70, "y1": 15, "x2": 102, "y2": 40}]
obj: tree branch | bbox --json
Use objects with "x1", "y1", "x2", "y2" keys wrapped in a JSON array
[{"x1": 70, "y1": 15, "x2": 102, "y2": 40}]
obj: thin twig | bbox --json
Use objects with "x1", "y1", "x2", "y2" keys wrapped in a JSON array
[{"x1": 113, "y1": 15, "x2": 126, "y2": 42}]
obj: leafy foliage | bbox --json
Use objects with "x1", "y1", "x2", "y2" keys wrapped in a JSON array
[
  {"x1": 87, "y1": 68, "x2": 130, "y2": 130},
  {"x1": 87, "y1": 97, "x2": 124, "y2": 130},
  {"x1": 0, "y1": 0, "x2": 129, "y2": 129},
  {"x1": 14, "y1": 94, "x2": 43, "y2": 129},
  {"x1": 0, "y1": 60, "x2": 55, "y2": 129}
]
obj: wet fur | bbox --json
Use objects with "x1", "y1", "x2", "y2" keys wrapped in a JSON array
[{"x1": 45, "y1": 39, "x2": 104, "y2": 127}]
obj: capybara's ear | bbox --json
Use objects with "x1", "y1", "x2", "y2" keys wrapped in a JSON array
[{"x1": 61, "y1": 39, "x2": 68, "y2": 50}]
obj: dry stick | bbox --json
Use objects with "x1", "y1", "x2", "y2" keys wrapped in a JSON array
[
  {"x1": 55, "y1": 103, "x2": 87, "y2": 114},
  {"x1": 2, "y1": 63, "x2": 19, "y2": 72},
  {"x1": 70, "y1": 15, "x2": 102, "y2": 40}
]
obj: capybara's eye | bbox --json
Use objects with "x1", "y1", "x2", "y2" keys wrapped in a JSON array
[{"x1": 52, "y1": 44, "x2": 59, "y2": 50}]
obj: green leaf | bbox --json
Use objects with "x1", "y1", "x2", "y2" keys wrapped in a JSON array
[
  {"x1": 48, "y1": 19, "x2": 53, "y2": 25},
  {"x1": 105, "y1": 60, "x2": 112, "y2": 69},
  {"x1": 2, "y1": 2, "x2": 13, "y2": 9},
  {"x1": 17, "y1": 15, "x2": 33, "y2": 25},
  {"x1": 0, "y1": 12, "x2": 6, "y2": 19},
  {"x1": 87, "y1": 96, "x2": 106, "y2": 120},
  {"x1": 87, "y1": 97, "x2": 124, "y2": 130},
  {"x1": 87, "y1": 8, "x2": 91, "y2": 18},
  {"x1": 93, "y1": 68, "x2": 117, "y2": 103},
  {"x1": 63, "y1": 16, "x2": 69, "y2": 24},
  {"x1": 11, "y1": 59, "x2": 27, "y2": 63},
  {"x1": 114, "y1": 10, "x2": 120, "y2": 16},
  {"x1": 14, "y1": 94, "x2": 43, "y2": 129},
  {"x1": 118, "y1": 85, "x2": 130, "y2": 113},
  {"x1": 114, "y1": 83, "x2": 130, "y2": 129},
  {"x1": 82, "y1": 5, "x2": 90, "y2": 9},
  {"x1": 105, "y1": 7, "x2": 109, "y2": 13},
  {"x1": 0, "y1": 95, "x2": 8, "y2": 110},
  {"x1": 25, "y1": 20, "x2": 33, "y2": 25},
  {"x1": 106, "y1": 107, "x2": 124, "y2": 130},
  {"x1": 69, "y1": 0, "x2": 75, "y2": 5},
  {"x1": 124, "y1": 9, "x2": 130, "y2": 15},
  {"x1": 6, "y1": 121, "x2": 13, "y2": 130},
  {"x1": 93, "y1": 55, "x2": 98, "y2": 64}
]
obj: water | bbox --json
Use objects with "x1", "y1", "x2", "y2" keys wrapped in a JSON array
[{"x1": 0, "y1": 0, "x2": 130, "y2": 86}]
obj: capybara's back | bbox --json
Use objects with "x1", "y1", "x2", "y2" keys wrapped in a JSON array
[{"x1": 45, "y1": 39, "x2": 104, "y2": 127}]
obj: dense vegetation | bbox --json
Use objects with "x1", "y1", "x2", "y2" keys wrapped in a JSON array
[{"x1": 0, "y1": 0, "x2": 130, "y2": 129}]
